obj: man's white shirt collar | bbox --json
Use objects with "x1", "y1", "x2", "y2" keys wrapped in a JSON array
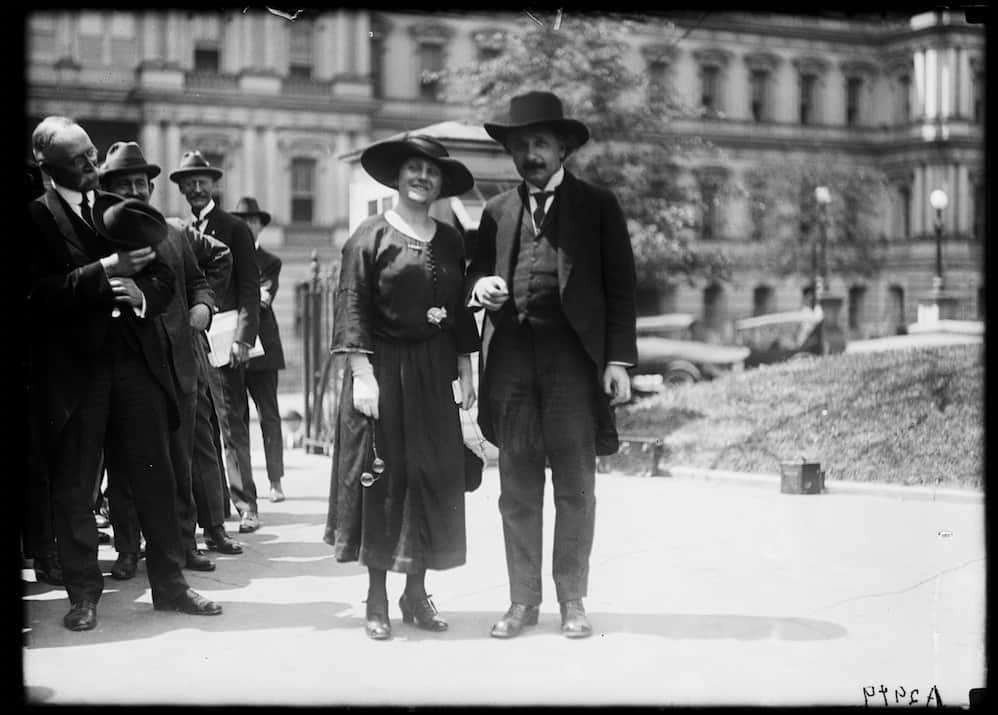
[
  {"x1": 527, "y1": 166, "x2": 565, "y2": 195},
  {"x1": 193, "y1": 199, "x2": 216, "y2": 224},
  {"x1": 53, "y1": 183, "x2": 95, "y2": 222}
]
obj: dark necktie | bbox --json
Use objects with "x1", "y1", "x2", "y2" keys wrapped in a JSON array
[
  {"x1": 79, "y1": 193, "x2": 94, "y2": 230},
  {"x1": 192, "y1": 217, "x2": 205, "y2": 234},
  {"x1": 532, "y1": 191, "x2": 554, "y2": 230}
]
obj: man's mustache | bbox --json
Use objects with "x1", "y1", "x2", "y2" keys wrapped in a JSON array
[{"x1": 523, "y1": 161, "x2": 546, "y2": 170}]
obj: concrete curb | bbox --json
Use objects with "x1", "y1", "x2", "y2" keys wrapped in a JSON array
[{"x1": 606, "y1": 464, "x2": 984, "y2": 504}]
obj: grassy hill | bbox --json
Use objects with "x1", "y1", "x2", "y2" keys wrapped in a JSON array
[{"x1": 614, "y1": 343, "x2": 984, "y2": 489}]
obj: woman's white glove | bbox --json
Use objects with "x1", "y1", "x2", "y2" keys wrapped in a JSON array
[{"x1": 348, "y1": 354, "x2": 379, "y2": 419}]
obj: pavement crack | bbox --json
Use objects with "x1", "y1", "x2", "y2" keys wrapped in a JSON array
[{"x1": 807, "y1": 557, "x2": 984, "y2": 615}]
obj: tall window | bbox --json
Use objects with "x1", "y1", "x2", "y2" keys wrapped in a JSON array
[
  {"x1": 899, "y1": 185, "x2": 912, "y2": 239},
  {"x1": 750, "y1": 69, "x2": 769, "y2": 122},
  {"x1": 800, "y1": 74, "x2": 818, "y2": 125},
  {"x1": 291, "y1": 157, "x2": 316, "y2": 223},
  {"x1": 898, "y1": 74, "x2": 912, "y2": 122},
  {"x1": 845, "y1": 76, "x2": 863, "y2": 126},
  {"x1": 750, "y1": 191, "x2": 766, "y2": 241},
  {"x1": 973, "y1": 70, "x2": 984, "y2": 123},
  {"x1": 418, "y1": 42, "x2": 444, "y2": 101},
  {"x1": 700, "y1": 182, "x2": 719, "y2": 240},
  {"x1": 288, "y1": 18, "x2": 314, "y2": 79},
  {"x1": 701, "y1": 65, "x2": 720, "y2": 116},
  {"x1": 848, "y1": 285, "x2": 867, "y2": 333},
  {"x1": 194, "y1": 43, "x2": 220, "y2": 74},
  {"x1": 648, "y1": 60, "x2": 668, "y2": 105}
]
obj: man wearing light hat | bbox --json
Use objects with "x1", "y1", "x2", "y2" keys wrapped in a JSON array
[
  {"x1": 27, "y1": 116, "x2": 223, "y2": 630},
  {"x1": 169, "y1": 151, "x2": 264, "y2": 533},
  {"x1": 98, "y1": 141, "x2": 244, "y2": 581},
  {"x1": 230, "y1": 197, "x2": 287, "y2": 504},
  {"x1": 467, "y1": 91, "x2": 637, "y2": 639}
]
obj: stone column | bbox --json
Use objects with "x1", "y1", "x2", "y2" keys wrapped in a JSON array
[
  {"x1": 262, "y1": 14, "x2": 278, "y2": 72},
  {"x1": 913, "y1": 48, "x2": 926, "y2": 119},
  {"x1": 334, "y1": 11, "x2": 350, "y2": 76},
  {"x1": 924, "y1": 48, "x2": 938, "y2": 119},
  {"x1": 315, "y1": 13, "x2": 335, "y2": 80},
  {"x1": 164, "y1": 121, "x2": 183, "y2": 217},
  {"x1": 333, "y1": 131, "x2": 350, "y2": 226},
  {"x1": 958, "y1": 49, "x2": 973, "y2": 118},
  {"x1": 264, "y1": 127, "x2": 281, "y2": 221},
  {"x1": 137, "y1": 12, "x2": 160, "y2": 65},
  {"x1": 354, "y1": 11, "x2": 370, "y2": 79},
  {"x1": 242, "y1": 125, "x2": 256, "y2": 198},
  {"x1": 164, "y1": 12, "x2": 182, "y2": 67},
  {"x1": 54, "y1": 12, "x2": 77, "y2": 63}
]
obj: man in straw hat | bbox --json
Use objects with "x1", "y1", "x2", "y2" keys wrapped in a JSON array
[
  {"x1": 467, "y1": 91, "x2": 637, "y2": 639},
  {"x1": 230, "y1": 197, "x2": 287, "y2": 504},
  {"x1": 169, "y1": 151, "x2": 264, "y2": 534},
  {"x1": 98, "y1": 141, "x2": 243, "y2": 582},
  {"x1": 27, "y1": 117, "x2": 223, "y2": 630}
]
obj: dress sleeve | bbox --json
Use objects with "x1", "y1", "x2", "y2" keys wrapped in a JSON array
[
  {"x1": 447, "y1": 226, "x2": 481, "y2": 355},
  {"x1": 331, "y1": 222, "x2": 377, "y2": 354}
]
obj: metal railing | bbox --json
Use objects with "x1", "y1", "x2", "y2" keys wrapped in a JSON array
[{"x1": 295, "y1": 250, "x2": 341, "y2": 454}]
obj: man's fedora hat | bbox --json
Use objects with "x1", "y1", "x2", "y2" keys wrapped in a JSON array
[
  {"x1": 231, "y1": 196, "x2": 271, "y2": 227},
  {"x1": 484, "y1": 91, "x2": 590, "y2": 151},
  {"x1": 360, "y1": 134, "x2": 474, "y2": 198},
  {"x1": 169, "y1": 150, "x2": 223, "y2": 183},
  {"x1": 92, "y1": 193, "x2": 168, "y2": 249},
  {"x1": 99, "y1": 141, "x2": 161, "y2": 182}
]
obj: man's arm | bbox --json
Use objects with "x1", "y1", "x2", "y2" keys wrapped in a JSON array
[
  {"x1": 598, "y1": 188, "x2": 638, "y2": 367},
  {"x1": 186, "y1": 224, "x2": 232, "y2": 302},
  {"x1": 229, "y1": 219, "x2": 261, "y2": 347},
  {"x1": 464, "y1": 204, "x2": 500, "y2": 310}
]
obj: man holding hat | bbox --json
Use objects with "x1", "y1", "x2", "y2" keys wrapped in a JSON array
[
  {"x1": 231, "y1": 197, "x2": 287, "y2": 504},
  {"x1": 466, "y1": 91, "x2": 637, "y2": 639},
  {"x1": 169, "y1": 151, "x2": 263, "y2": 533},
  {"x1": 98, "y1": 141, "x2": 243, "y2": 581},
  {"x1": 27, "y1": 116, "x2": 223, "y2": 630}
]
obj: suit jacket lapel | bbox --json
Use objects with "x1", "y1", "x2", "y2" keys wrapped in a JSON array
[
  {"x1": 496, "y1": 185, "x2": 528, "y2": 284},
  {"x1": 43, "y1": 189, "x2": 89, "y2": 256},
  {"x1": 555, "y1": 172, "x2": 581, "y2": 296}
]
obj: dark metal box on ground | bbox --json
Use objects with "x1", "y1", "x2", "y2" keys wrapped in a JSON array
[{"x1": 779, "y1": 461, "x2": 825, "y2": 494}]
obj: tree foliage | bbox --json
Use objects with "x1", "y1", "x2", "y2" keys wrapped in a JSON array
[
  {"x1": 743, "y1": 158, "x2": 890, "y2": 281},
  {"x1": 443, "y1": 11, "x2": 732, "y2": 291}
]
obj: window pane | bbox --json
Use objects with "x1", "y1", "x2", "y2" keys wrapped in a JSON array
[
  {"x1": 750, "y1": 70, "x2": 767, "y2": 121},
  {"x1": 367, "y1": 200, "x2": 379, "y2": 217},
  {"x1": 846, "y1": 77, "x2": 862, "y2": 126},
  {"x1": 194, "y1": 46, "x2": 220, "y2": 73},
  {"x1": 292, "y1": 198, "x2": 313, "y2": 223},
  {"x1": 291, "y1": 158, "x2": 316, "y2": 193}
]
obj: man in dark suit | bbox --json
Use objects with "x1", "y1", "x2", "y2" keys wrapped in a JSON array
[
  {"x1": 27, "y1": 116, "x2": 222, "y2": 630},
  {"x1": 98, "y1": 141, "x2": 243, "y2": 581},
  {"x1": 231, "y1": 197, "x2": 287, "y2": 503},
  {"x1": 466, "y1": 92, "x2": 637, "y2": 639},
  {"x1": 169, "y1": 151, "x2": 263, "y2": 534}
]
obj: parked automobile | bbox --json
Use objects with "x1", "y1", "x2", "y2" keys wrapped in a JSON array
[
  {"x1": 632, "y1": 313, "x2": 751, "y2": 389},
  {"x1": 732, "y1": 308, "x2": 823, "y2": 367}
]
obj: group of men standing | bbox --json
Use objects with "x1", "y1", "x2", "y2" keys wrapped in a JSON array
[{"x1": 24, "y1": 115, "x2": 287, "y2": 631}]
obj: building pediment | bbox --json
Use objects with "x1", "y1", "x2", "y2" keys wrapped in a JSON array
[
  {"x1": 840, "y1": 58, "x2": 879, "y2": 79},
  {"x1": 408, "y1": 22, "x2": 453, "y2": 44},
  {"x1": 692, "y1": 47, "x2": 731, "y2": 68},
  {"x1": 743, "y1": 50, "x2": 781, "y2": 73},
  {"x1": 792, "y1": 55, "x2": 829, "y2": 76},
  {"x1": 180, "y1": 128, "x2": 240, "y2": 154},
  {"x1": 641, "y1": 43, "x2": 679, "y2": 65}
]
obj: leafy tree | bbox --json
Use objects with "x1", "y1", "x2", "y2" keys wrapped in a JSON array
[
  {"x1": 742, "y1": 158, "x2": 890, "y2": 283},
  {"x1": 443, "y1": 11, "x2": 733, "y2": 296}
]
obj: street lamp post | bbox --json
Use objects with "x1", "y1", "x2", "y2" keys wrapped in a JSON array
[
  {"x1": 929, "y1": 188, "x2": 948, "y2": 293},
  {"x1": 814, "y1": 186, "x2": 831, "y2": 306}
]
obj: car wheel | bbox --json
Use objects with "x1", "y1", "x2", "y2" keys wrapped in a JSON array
[{"x1": 663, "y1": 359, "x2": 701, "y2": 384}]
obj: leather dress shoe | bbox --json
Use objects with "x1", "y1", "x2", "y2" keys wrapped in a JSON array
[
  {"x1": 185, "y1": 549, "x2": 216, "y2": 572},
  {"x1": 204, "y1": 526, "x2": 243, "y2": 555},
  {"x1": 64, "y1": 600, "x2": 98, "y2": 631},
  {"x1": 33, "y1": 554, "x2": 64, "y2": 586},
  {"x1": 238, "y1": 512, "x2": 261, "y2": 533},
  {"x1": 559, "y1": 599, "x2": 593, "y2": 639},
  {"x1": 110, "y1": 552, "x2": 139, "y2": 580},
  {"x1": 364, "y1": 596, "x2": 392, "y2": 640},
  {"x1": 399, "y1": 592, "x2": 448, "y2": 632},
  {"x1": 269, "y1": 481, "x2": 286, "y2": 503},
  {"x1": 490, "y1": 603, "x2": 539, "y2": 639},
  {"x1": 153, "y1": 588, "x2": 222, "y2": 616}
]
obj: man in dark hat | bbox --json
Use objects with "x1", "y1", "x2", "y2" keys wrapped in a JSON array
[
  {"x1": 467, "y1": 91, "x2": 637, "y2": 639},
  {"x1": 99, "y1": 141, "x2": 243, "y2": 581},
  {"x1": 27, "y1": 116, "x2": 223, "y2": 630},
  {"x1": 170, "y1": 150, "x2": 263, "y2": 533},
  {"x1": 231, "y1": 197, "x2": 287, "y2": 503}
]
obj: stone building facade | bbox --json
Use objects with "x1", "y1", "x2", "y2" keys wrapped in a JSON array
[{"x1": 25, "y1": 9, "x2": 986, "y2": 383}]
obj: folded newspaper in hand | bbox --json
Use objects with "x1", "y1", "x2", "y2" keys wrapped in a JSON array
[{"x1": 206, "y1": 309, "x2": 264, "y2": 367}]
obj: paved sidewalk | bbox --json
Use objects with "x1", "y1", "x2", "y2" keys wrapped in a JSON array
[{"x1": 22, "y1": 427, "x2": 986, "y2": 707}]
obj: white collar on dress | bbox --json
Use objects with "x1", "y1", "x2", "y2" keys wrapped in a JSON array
[{"x1": 384, "y1": 209, "x2": 435, "y2": 242}]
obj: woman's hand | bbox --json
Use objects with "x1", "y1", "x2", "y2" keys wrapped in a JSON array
[
  {"x1": 348, "y1": 353, "x2": 379, "y2": 419},
  {"x1": 457, "y1": 355, "x2": 476, "y2": 411}
]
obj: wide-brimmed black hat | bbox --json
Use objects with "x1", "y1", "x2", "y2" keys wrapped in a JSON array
[
  {"x1": 169, "y1": 150, "x2": 223, "y2": 183},
  {"x1": 92, "y1": 193, "x2": 168, "y2": 249},
  {"x1": 360, "y1": 134, "x2": 474, "y2": 198},
  {"x1": 99, "y1": 141, "x2": 161, "y2": 182},
  {"x1": 484, "y1": 91, "x2": 590, "y2": 151},
  {"x1": 231, "y1": 196, "x2": 271, "y2": 227}
]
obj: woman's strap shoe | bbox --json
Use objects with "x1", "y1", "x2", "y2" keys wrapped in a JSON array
[
  {"x1": 364, "y1": 598, "x2": 392, "y2": 640},
  {"x1": 399, "y1": 593, "x2": 448, "y2": 632},
  {"x1": 490, "y1": 603, "x2": 539, "y2": 639}
]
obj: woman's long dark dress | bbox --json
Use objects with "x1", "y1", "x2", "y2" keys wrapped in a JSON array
[{"x1": 323, "y1": 214, "x2": 479, "y2": 573}]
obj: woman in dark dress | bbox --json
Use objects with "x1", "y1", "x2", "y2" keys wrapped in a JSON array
[{"x1": 324, "y1": 135, "x2": 479, "y2": 640}]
